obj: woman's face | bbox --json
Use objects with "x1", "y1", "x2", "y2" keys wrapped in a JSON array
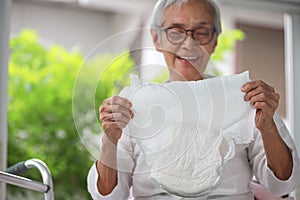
[{"x1": 152, "y1": 0, "x2": 218, "y2": 81}]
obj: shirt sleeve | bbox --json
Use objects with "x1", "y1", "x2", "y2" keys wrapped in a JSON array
[
  {"x1": 248, "y1": 113, "x2": 300, "y2": 197},
  {"x1": 87, "y1": 134, "x2": 136, "y2": 200}
]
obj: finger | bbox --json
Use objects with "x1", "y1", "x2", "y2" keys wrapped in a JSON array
[
  {"x1": 100, "y1": 112, "x2": 130, "y2": 124},
  {"x1": 100, "y1": 113, "x2": 131, "y2": 125},
  {"x1": 129, "y1": 109, "x2": 134, "y2": 119},
  {"x1": 99, "y1": 104, "x2": 105, "y2": 113},
  {"x1": 252, "y1": 101, "x2": 274, "y2": 114},
  {"x1": 243, "y1": 85, "x2": 263, "y2": 101},
  {"x1": 100, "y1": 104, "x2": 133, "y2": 119},
  {"x1": 245, "y1": 91, "x2": 279, "y2": 107},
  {"x1": 243, "y1": 85, "x2": 279, "y2": 103},
  {"x1": 115, "y1": 121, "x2": 129, "y2": 129},
  {"x1": 102, "y1": 121, "x2": 128, "y2": 132},
  {"x1": 241, "y1": 80, "x2": 274, "y2": 93},
  {"x1": 103, "y1": 96, "x2": 132, "y2": 108},
  {"x1": 249, "y1": 93, "x2": 278, "y2": 109}
]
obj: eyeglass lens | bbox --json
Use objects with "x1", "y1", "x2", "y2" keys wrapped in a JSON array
[{"x1": 166, "y1": 27, "x2": 214, "y2": 45}]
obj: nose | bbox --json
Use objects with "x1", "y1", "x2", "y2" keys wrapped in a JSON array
[
  {"x1": 179, "y1": 34, "x2": 206, "y2": 59},
  {"x1": 181, "y1": 34, "x2": 198, "y2": 50}
]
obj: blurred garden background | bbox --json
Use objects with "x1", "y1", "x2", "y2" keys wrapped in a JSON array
[{"x1": 1, "y1": 0, "x2": 300, "y2": 199}]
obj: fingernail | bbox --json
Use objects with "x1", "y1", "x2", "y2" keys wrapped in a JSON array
[{"x1": 241, "y1": 86, "x2": 246, "y2": 92}]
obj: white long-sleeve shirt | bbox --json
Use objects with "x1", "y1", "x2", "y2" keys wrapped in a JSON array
[{"x1": 87, "y1": 114, "x2": 300, "y2": 200}]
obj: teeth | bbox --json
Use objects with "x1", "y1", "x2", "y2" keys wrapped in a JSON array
[{"x1": 179, "y1": 56, "x2": 198, "y2": 60}]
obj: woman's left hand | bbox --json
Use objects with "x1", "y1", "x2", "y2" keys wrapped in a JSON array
[{"x1": 241, "y1": 80, "x2": 280, "y2": 132}]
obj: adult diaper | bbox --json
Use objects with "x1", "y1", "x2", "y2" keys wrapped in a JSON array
[{"x1": 120, "y1": 71, "x2": 256, "y2": 197}]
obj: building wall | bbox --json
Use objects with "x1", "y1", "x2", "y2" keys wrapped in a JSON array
[
  {"x1": 10, "y1": 0, "x2": 144, "y2": 56},
  {"x1": 236, "y1": 23, "x2": 286, "y2": 119}
]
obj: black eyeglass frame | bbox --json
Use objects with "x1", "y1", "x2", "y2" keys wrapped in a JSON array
[{"x1": 159, "y1": 26, "x2": 217, "y2": 45}]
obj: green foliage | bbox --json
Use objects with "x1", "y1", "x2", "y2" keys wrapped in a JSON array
[
  {"x1": 208, "y1": 25, "x2": 245, "y2": 76},
  {"x1": 8, "y1": 29, "x2": 134, "y2": 199},
  {"x1": 211, "y1": 25, "x2": 245, "y2": 61}
]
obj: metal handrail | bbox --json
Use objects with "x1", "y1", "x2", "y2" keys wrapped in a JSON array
[
  {"x1": 0, "y1": 171, "x2": 49, "y2": 193},
  {"x1": 0, "y1": 158, "x2": 54, "y2": 200},
  {"x1": 24, "y1": 159, "x2": 54, "y2": 200}
]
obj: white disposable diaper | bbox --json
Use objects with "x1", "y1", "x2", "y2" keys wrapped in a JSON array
[{"x1": 120, "y1": 71, "x2": 256, "y2": 197}]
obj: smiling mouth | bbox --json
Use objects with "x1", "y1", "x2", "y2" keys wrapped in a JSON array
[{"x1": 177, "y1": 55, "x2": 199, "y2": 62}]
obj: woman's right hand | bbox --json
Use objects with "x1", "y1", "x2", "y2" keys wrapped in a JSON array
[{"x1": 99, "y1": 96, "x2": 134, "y2": 145}]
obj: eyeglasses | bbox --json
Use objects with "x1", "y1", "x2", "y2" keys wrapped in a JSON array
[{"x1": 161, "y1": 26, "x2": 216, "y2": 45}]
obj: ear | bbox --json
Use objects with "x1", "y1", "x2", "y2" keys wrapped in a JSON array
[{"x1": 151, "y1": 28, "x2": 163, "y2": 52}]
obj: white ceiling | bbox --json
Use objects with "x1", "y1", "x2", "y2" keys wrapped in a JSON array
[
  {"x1": 34, "y1": 0, "x2": 157, "y2": 14},
  {"x1": 218, "y1": 0, "x2": 300, "y2": 14},
  {"x1": 15, "y1": 0, "x2": 300, "y2": 15},
  {"x1": 76, "y1": 0, "x2": 156, "y2": 14}
]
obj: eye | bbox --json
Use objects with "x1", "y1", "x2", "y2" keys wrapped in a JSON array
[
  {"x1": 194, "y1": 27, "x2": 210, "y2": 38},
  {"x1": 167, "y1": 28, "x2": 186, "y2": 41},
  {"x1": 169, "y1": 27, "x2": 186, "y2": 34}
]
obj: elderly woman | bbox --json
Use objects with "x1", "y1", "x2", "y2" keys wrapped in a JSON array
[{"x1": 87, "y1": 0, "x2": 300, "y2": 199}]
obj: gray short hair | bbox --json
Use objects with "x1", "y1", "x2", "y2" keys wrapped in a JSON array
[{"x1": 150, "y1": 0, "x2": 222, "y2": 34}]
